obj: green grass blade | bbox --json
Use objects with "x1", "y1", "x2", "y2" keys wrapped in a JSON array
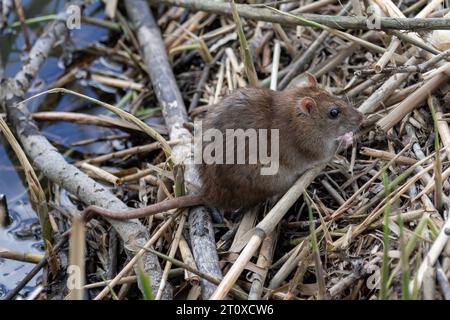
[
  {"x1": 398, "y1": 213, "x2": 411, "y2": 299},
  {"x1": 230, "y1": 0, "x2": 259, "y2": 87},
  {"x1": 137, "y1": 258, "x2": 155, "y2": 300},
  {"x1": 305, "y1": 193, "x2": 327, "y2": 299},
  {"x1": 380, "y1": 171, "x2": 391, "y2": 300}
]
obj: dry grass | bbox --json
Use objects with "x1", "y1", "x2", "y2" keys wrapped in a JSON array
[{"x1": 2, "y1": 0, "x2": 450, "y2": 300}]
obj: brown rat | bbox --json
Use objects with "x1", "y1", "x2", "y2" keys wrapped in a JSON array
[
  {"x1": 198, "y1": 74, "x2": 363, "y2": 210},
  {"x1": 82, "y1": 75, "x2": 363, "y2": 220}
]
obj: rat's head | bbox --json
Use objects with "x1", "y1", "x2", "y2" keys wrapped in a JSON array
[{"x1": 288, "y1": 74, "x2": 363, "y2": 145}]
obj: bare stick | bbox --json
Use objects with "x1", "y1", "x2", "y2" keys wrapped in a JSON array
[
  {"x1": 94, "y1": 214, "x2": 178, "y2": 300},
  {"x1": 411, "y1": 214, "x2": 450, "y2": 293},
  {"x1": 66, "y1": 216, "x2": 85, "y2": 300},
  {"x1": 0, "y1": 2, "x2": 169, "y2": 300},
  {"x1": 155, "y1": 212, "x2": 187, "y2": 299},
  {"x1": 360, "y1": 147, "x2": 418, "y2": 165},
  {"x1": 153, "y1": 0, "x2": 450, "y2": 30},
  {"x1": 13, "y1": 0, "x2": 31, "y2": 50},
  {"x1": 82, "y1": 195, "x2": 203, "y2": 221},
  {"x1": 248, "y1": 229, "x2": 277, "y2": 299},
  {"x1": 124, "y1": 0, "x2": 223, "y2": 299},
  {"x1": 210, "y1": 165, "x2": 324, "y2": 300},
  {"x1": 141, "y1": 246, "x2": 248, "y2": 300},
  {"x1": 377, "y1": 62, "x2": 450, "y2": 131},
  {"x1": 270, "y1": 40, "x2": 281, "y2": 90},
  {"x1": 360, "y1": 49, "x2": 450, "y2": 75},
  {"x1": 0, "y1": 0, "x2": 13, "y2": 34}
]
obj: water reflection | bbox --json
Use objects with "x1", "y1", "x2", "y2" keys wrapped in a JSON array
[{"x1": 0, "y1": 0, "x2": 115, "y2": 298}]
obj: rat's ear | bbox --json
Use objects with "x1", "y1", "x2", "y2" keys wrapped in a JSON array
[
  {"x1": 289, "y1": 72, "x2": 318, "y2": 89},
  {"x1": 297, "y1": 97, "x2": 316, "y2": 116},
  {"x1": 305, "y1": 72, "x2": 317, "y2": 87}
]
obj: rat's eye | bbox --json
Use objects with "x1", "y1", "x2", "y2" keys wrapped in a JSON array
[{"x1": 329, "y1": 107, "x2": 340, "y2": 119}]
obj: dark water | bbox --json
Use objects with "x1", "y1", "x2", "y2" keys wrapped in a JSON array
[{"x1": 0, "y1": 0, "x2": 120, "y2": 298}]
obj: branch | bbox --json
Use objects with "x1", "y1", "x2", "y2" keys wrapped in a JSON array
[
  {"x1": 153, "y1": 0, "x2": 450, "y2": 30},
  {"x1": 0, "y1": 0, "x2": 13, "y2": 34},
  {"x1": 0, "y1": 0, "x2": 13, "y2": 77},
  {"x1": 124, "y1": 0, "x2": 223, "y2": 299},
  {"x1": 0, "y1": 4, "x2": 170, "y2": 300}
]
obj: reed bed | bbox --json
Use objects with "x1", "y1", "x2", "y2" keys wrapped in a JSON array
[{"x1": 1, "y1": 0, "x2": 450, "y2": 300}]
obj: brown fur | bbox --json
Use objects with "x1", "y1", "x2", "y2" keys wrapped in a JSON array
[
  {"x1": 84, "y1": 82, "x2": 364, "y2": 221},
  {"x1": 198, "y1": 83, "x2": 363, "y2": 211}
]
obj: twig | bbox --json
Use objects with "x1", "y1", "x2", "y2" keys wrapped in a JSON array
[
  {"x1": 80, "y1": 162, "x2": 121, "y2": 186},
  {"x1": 66, "y1": 216, "x2": 85, "y2": 300},
  {"x1": 279, "y1": 1, "x2": 351, "y2": 89},
  {"x1": 358, "y1": 57, "x2": 416, "y2": 114},
  {"x1": 377, "y1": 62, "x2": 450, "y2": 131},
  {"x1": 0, "y1": 249, "x2": 44, "y2": 264},
  {"x1": 3, "y1": 235, "x2": 69, "y2": 300},
  {"x1": 210, "y1": 165, "x2": 324, "y2": 299},
  {"x1": 155, "y1": 212, "x2": 187, "y2": 299},
  {"x1": 248, "y1": 229, "x2": 277, "y2": 299},
  {"x1": 265, "y1": 6, "x2": 406, "y2": 64},
  {"x1": 0, "y1": 2, "x2": 169, "y2": 299},
  {"x1": 154, "y1": 0, "x2": 450, "y2": 30},
  {"x1": 0, "y1": 0, "x2": 13, "y2": 34},
  {"x1": 13, "y1": 0, "x2": 31, "y2": 50},
  {"x1": 141, "y1": 246, "x2": 248, "y2": 300},
  {"x1": 94, "y1": 213, "x2": 178, "y2": 300},
  {"x1": 411, "y1": 214, "x2": 450, "y2": 293},
  {"x1": 124, "y1": 0, "x2": 223, "y2": 299},
  {"x1": 32, "y1": 111, "x2": 152, "y2": 133},
  {"x1": 360, "y1": 147, "x2": 418, "y2": 165},
  {"x1": 367, "y1": 49, "x2": 450, "y2": 75},
  {"x1": 330, "y1": 143, "x2": 413, "y2": 220},
  {"x1": 374, "y1": 37, "x2": 401, "y2": 73},
  {"x1": 270, "y1": 40, "x2": 281, "y2": 90}
]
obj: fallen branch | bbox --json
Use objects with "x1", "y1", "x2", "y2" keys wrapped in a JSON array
[
  {"x1": 0, "y1": 5, "x2": 170, "y2": 300},
  {"x1": 124, "y1": 0, "x2": 223, "y2": 299},
  {"x1": 0, "y1": 0, "x2": 13, "y2": 77},
  {"x1": 93, "y1": 212, "x2": 178, "y2": 300},
  {"x1": 0, "y1": 0, "x2": 13, "y2": 34},
  {"x1": 0, "y1": 116, "x2": 51, "y2": 242},
  {"x1": 153, "y1": 0, "x2": 450, "y2": 30}
]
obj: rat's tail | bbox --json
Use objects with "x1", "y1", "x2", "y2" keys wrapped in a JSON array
[{"x1": 82, "y1": 194, "x2": 204, "y2": 221}]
